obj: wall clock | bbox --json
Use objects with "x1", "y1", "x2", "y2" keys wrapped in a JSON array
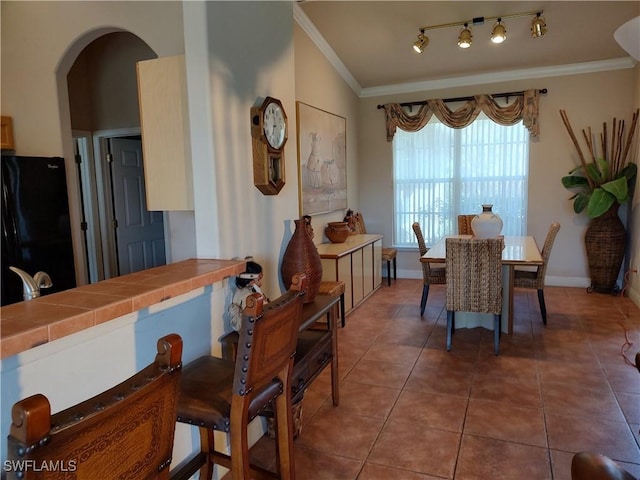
[{"x1": 251, "y1": 96, "x2": 287, "y2": 195}]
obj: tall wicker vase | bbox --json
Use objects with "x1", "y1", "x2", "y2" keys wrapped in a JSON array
[
  {"x1": 281, "y1": 217, "x2": 322, "y2": 303},
  {"x1": 584, "y1": 205, "x2": 626, "y2": 293}
]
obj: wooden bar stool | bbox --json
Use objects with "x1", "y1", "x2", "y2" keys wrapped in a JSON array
[
  {"x1": 318, "y1": 280, "x2": 346, "y2": 327},
  {"x1": 173, "y1": 275, "x2": 306, "y2": 480},
  {"x1": 7, "y1": 334, "x2": 183, "y2": 480}
]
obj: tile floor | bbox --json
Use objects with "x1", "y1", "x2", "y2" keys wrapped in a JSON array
[{"x1": 249, "y1": 280, "x2": 640, "y2": 479}]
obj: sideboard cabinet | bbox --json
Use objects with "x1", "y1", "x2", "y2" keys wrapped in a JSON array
[{"x1": 317, "y1": 234, "x2": 382, "y2": 315}]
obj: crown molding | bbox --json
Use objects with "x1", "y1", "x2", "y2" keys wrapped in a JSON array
[
  {"x1": 293, "y1": 3, "x2": 362, "y2": 95},
  {"x1": 359, "y1": 57, "x2": 637, "y2": 98},
  {"x1": 294, "y1": 4, "x2": 637, "y2": 99}
]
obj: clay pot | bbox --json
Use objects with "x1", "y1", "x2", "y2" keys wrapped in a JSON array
[{"x1": 325, "y1": 222, "x2": 350, "y2": 243}]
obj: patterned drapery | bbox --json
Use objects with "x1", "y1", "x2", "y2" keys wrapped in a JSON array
[{"x1": 382, "y1": 89, "x2": 540, "y2": 141}]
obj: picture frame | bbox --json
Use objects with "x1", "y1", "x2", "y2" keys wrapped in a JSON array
[{"x1": 296, "y1": 102, "x2": 347, "y2": 216}]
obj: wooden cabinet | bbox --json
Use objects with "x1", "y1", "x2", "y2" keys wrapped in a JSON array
[
  {"x1": 136, "y1": 55, "x2": 193, "y2": 210},
  {"x1": 1, "y1": 116, "x2": 15, "y2": 150},
  {"x1": 317, "y1": 234, "x2": 383, "y2": 315}
]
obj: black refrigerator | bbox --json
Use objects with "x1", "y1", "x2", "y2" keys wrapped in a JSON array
[{"x1": 1, "y1": 155, "x2": 76, "y2": 306}]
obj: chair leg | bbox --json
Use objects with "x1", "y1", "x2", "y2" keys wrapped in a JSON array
[
  {"x1": 197, "y1": 427, "x2": 215, "y2": 480},
  {"x1": 420, "y1": 284, "x2": 430, "y2": 316},
  {"x1": 393, "y1": 257, "x2": 397, "y2": 281},
  {"x1": 494, "y1": 314, "x2": 501, "y2": 355},
  {"x1": 340, "y1": 292, "x2": 346, "y2": 328},
  {"x1": 537, "y1": 289, "x2": 547, "y2": 325},
  {"x1": 446, "y1": 310, "x2": 454, "y2": 351},
  {"x1": 274, "y1": 388, "x2": 295, "y2": 480},
  {"x1": 386, "y1": 260, "x2": 391, "y2": 286}
]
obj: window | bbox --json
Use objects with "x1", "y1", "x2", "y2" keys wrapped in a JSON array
[{"x1": 393, "y1": 115, "x2": 529, "y2": 247}]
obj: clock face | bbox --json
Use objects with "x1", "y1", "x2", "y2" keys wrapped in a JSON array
[{"x1": 263, "y1": 101, "x2": 286, "y2": 149}]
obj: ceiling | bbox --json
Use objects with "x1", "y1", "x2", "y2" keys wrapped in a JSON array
[{"x1": 296, "y1": 1, "x2": 639, "y2": 95}]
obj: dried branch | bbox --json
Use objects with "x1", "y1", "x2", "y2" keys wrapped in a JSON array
[
  {"x1": 620, "y1": 109, "x2": 639, "y2": 170},
  {"x1": 560, "y1": 109, "x2": 594, "y2": 188}
]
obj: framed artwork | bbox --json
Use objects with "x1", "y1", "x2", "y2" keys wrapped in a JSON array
[{"x1": 296, "y1": 102, "x2": 347, "y2": 216}]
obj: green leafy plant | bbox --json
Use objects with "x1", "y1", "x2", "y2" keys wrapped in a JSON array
[{"x1": 560, "y1": 109, "x2": 638, "y2": 218}]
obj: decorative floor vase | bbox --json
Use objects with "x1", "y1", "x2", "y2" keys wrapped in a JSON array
[
  {"x1": 281, "y1": 217, "x2": 322, "y2": 303},
  {"x1": 584, "y1": 205, "x2": 626, "y2": 293},
  {"x1": 471, "y1": 204, "x2": 503, "y2": 238}
]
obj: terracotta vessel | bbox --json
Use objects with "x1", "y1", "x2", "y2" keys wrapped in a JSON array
[
  {"x1": 325, "y1": 222, "x2": 350, "y2": 243},
  {"x1": 281, "y1": 217, "x2": 322, "y2": 303}
]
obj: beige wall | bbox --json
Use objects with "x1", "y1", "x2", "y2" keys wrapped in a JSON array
[
  {"x1": 357, "y1": 68, "x2": 638, "y2": 288},
  {"x1": 294, "y1": 24, "x2": 361, "y2": 244},
  {"x1": 627, "y1": 64, "x2": 640, "y2": 304}
]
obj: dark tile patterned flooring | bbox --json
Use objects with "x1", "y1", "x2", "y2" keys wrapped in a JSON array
[{"x1": 242, "y1": 280, "x2": 640, "y2": 479}]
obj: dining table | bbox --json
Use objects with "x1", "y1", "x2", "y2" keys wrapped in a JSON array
[{"x1": 421, "y1": 235, "x2": 543, "y2": 334}]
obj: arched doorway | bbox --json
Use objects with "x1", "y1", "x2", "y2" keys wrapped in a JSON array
[{"x1": 65, "y1": 31, "x2": 166, "y2": 282}]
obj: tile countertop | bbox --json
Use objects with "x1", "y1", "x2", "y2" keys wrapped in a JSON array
[{"x1": 0, "y1": 258, "x2": 246, "y2": 359}]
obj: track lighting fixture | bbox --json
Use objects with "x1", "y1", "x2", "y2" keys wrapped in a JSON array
[
  {"x1": 458, "y1": 24, "x2": 472, "y2": 48},
  {"x1": 531, "y1": 12, "x2": 547, "y2": 38},
  {"x1": 491, "y1": 19, "x2": 507, "y2": 44},
  {"x1": 413, "y1": 30, "x2": 428, "y2": 53},
  {"x1": 412, "y1": 10, "x2": 545, "y2": 52}
]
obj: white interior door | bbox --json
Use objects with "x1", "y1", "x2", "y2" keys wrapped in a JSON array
[{"x1": 109, "y1": 137, "x2": 166, "y2": 275}]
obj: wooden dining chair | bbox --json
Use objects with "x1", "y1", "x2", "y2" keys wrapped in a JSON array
[
  {"x1": 513, "y1": 222, "x2": 560, "y2": 325},
  {"x1": 412, "y1": 222, "x2": 446, "y2": 316},
  {"x1": 6, "y1": 334, "x2": 183, "y2": 480},
  {"x1": 354, "y1": 212, "x2": 397, "y2": 286},
  {"x1": 457, "y1": 214, "x2": 476, "y2": 235},
  {"x1": 446, "y1": 237, "x2": 503, "y2": 355},
  {"x1": 172, "y1": 274, "x2": 306, "y2": 480},
  {"x1": 571, "y1": 452, "x2": 637, "y2": 480}
]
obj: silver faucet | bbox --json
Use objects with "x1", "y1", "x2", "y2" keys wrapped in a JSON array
[{"x1": 9, "y1": 266, "x2": 53, "y2": 301}]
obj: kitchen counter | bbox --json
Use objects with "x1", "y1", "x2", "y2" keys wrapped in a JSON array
[{"x1": 0, "y1": 258, "x2": 245, "y2": 359}]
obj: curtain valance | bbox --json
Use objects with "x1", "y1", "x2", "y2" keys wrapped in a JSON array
[{"x1": 382, "y1": 89, "x2": 540, "y2": 141}]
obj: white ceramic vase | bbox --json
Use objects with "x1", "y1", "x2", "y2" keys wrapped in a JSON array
[{"x1": 471, "y1": 204, "x2": 503, "y2": 238}]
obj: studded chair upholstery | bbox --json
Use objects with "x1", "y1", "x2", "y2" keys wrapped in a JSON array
[
  {"x1": 173, "y1": 274, "x2": 306, "y2": 480},
  {"x1": 513, "y1": 222, "x2": 560, "y2": 325},
  {"x1": 446, "y1": 237, "x2": 503, "y2": 355},
  {"x1": 7, "y1": 334, "x2": 183, "y2": 480},
  {"x1": 412, "y1": 222, "x2": 446, "y2": 316},
  {"x1": 457, "y1": 214, "x2": 476, "y2": 235}
]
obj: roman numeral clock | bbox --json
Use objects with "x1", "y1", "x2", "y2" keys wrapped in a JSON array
[{"x1": 251, "y1": 96, "x2": 287, "y2": 195}]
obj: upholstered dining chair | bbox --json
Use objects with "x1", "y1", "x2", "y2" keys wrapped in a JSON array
[
  {"x1": 354, "y1": 212, "x2": 397, "y2": 286},
  {"x1": 7, "y1": 334, "x2": 183, "y2": 480},
  {"x1": 513, "y1": 222, "x2": 560, "y2": 325},
  {"x1": 446, "y1": 237, "x2": 503, "y2": 355},
  {"x1": 457, "y1": 214, "x2": 476, "y2": 235},
  {"x1": 173, "y1": 274, "x2": 306, "y2": 480},
  {"x1": 412, "y1": 222, "x2": 446, "y2": 316}
]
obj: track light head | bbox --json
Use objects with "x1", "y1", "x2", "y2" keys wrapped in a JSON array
[
  {"x1": 458, "y1": 23, "x2": 472, "y2": 48},
  {"x1": 531, "y1": 12, "x2": 547, "y2": 38},
  {"x1": 413, "y1": 30, "x2": 428, "y2": 53},
  {"x1": 491, "y1": 19, "x2": 507, "y2": 43}
]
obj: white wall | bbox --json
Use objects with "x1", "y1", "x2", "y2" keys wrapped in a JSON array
[
  {"x1": 357, "y1": 68, "x2": 638, "y2": 290},
  {"x1": 627, "y1": 64, "x2": 640, "y2": 304}
]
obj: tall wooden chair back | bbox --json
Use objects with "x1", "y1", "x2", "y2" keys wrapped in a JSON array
[
  {"x1": 7, "y1": 334, "x2": 183, "y2": 480},
  {"x1": 412, "y1": 222, "x2": 446, "y2": 315},
  {"x1": 445, "y1": 237, "x2": 503, "y2": 354},
  {"x1": 174, "y1": 274, "x2": 306, "y2": 480},
  {"x1": 457, "y1": 214, "x2": 476, "y2": 235}
]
